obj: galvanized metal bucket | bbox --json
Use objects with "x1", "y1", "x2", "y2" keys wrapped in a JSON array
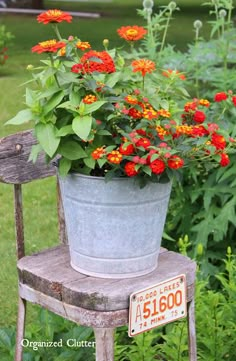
[{"x1": 59, "y1": 173, "x2": 172, "y2": 278}]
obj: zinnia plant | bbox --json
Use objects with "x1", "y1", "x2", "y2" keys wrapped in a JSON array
[{"x1": 6, "y1": 8, "x2": 236, "y2": 186}]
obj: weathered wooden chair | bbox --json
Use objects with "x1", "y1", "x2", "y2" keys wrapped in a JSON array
[{"x1": 0, "y1": 130, "x2": 197, "y2": 361}]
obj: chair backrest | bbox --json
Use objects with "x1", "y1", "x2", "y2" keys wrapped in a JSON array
[{"x1": 0, "y1": 130, "x2": 67, "y2": 259}]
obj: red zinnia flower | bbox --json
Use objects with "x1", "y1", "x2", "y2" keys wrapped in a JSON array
[
  {"x1": 37, "y1": 9, "x2": 72, "y2": 24},
  {"x1": 117, "y1": 26, "x2": 147, "y2": 42},
  {"x1": 193, "y1": 110, "x2": 206, "y2": 124},
  {"x1": 80, "y1": 50, "x2": 116, "y2": 74},
  {"x1": 149, "y1": 159, "x2": 166, "y2": 174},
  {"x1": 32, "y1": 39, "x2": 66, "y2": 54},
  {"x1": 167, "y1": 155, "x2": 184, "y2": 169},
  {"x1": 220, "y1": 153, "x2": 230, "y2": 167},
  {"x1": 131, "y1": 59, "x2": 155, "y2": 77},
  {"x1": 211, "y1": 133, "x2": 226, "y2": 150},
  {"x1": 214, "y1": 92, "x2": 228, "y2": 102},
  {"x1": 119, "y1": 143, "x2": 135, "y2": 155},
  {"x1": 124, "y1": 162, "x2": 139, "y2": 177}
]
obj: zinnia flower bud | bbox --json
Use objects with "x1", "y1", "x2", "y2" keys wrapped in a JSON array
[
  {"x1": 227, "y1": 246, "x2": 232, "y2": 255},
  {"x1": 103, "y1": 38, "x2": 109, "y2": 49},
  {"x1": 193, "y1": 20, "x2": 203, "y2": 30},
  {"x1": 197, "y1": 243, "x2": 203, "y2": 256},
  {"x1": 27, "y1": 64, "x2": 34, "y2": 71}
]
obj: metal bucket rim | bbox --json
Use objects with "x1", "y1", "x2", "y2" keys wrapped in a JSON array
[{"x1": 63, "y1": 172, "x2": 172, "y2": 185}]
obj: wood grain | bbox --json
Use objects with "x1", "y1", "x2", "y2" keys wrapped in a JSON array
[{"x1": 0, "y1": 130, "x2": 56, "y2": 184}]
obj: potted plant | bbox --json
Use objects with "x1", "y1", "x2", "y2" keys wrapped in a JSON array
[{"x1": 7, "y1": 6, "x2": 236, "y2": 278}]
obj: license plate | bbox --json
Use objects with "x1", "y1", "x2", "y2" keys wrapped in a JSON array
[{"x1": 129, "y1": 274, "x2": 187, "y2": 337}]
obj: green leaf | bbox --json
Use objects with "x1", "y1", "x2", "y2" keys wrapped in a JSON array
[
  {"x1": 97, "y1": 158, "x2": 107, "y2": 168},
  {"x1": 59, "y1": 140, "x2": 87, "y2": 160},
  {"x1": 105, "y1": 71, "x2": 121, "y2": 88},
  {"x1": 35, "y1": 123, "x2": 60, "y2": 157},
  {"x1": 58, "y1": 157, "x2": 72, "y2": 176},
  {"x1": 69, "y1": 91, "x2": 81, "y2": 106},
  {"x1": 72, "y1": 115, "x2": 92, "y2": 140},
  {"x1": 83, "y1": 101, "x2": 107, "y2": 115},
  {"x1": 5, "y1": 109, "x2": 32, "y2": 125},
  {"x1": 97, "y1": 129, "x2": 112, "y2": 135},
  {"x1": 84, "y1": 157, "x2": 96, "y2": 169},
  {"x1": 28, "y1": 144, "x2": 43, "y2": 163},
  {"x1": 56, "y1": 125, "x2": 74, "y2": 137},
  {"x1": 159, "y1": 100, "x2": 169, "y2": 110},
  {"x1": 43, "y1": 90, "x2": 64, "y2": 115}
]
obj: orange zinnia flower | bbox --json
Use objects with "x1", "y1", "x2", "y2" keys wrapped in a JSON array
[
  {"x1": 32, "y1": 40, "x2": 66, "y2": 54},
  {"x1": 37, "y1": 9, "x2": 72, "y2": 24},
  {"x1": 117, "y1": 25, "x2": 147, "y2": 42},
  {"x1": 131, "y1": 59, "x2": 155, "y2": 77},
  {"x1": 76, "y1": 41, "x2": 91, "y2": 51}
]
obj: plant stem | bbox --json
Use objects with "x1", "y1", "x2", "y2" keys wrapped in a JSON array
[
  {"x1": 52, "y1": 24, "x2": 62, "y2": 41},
  {"x1": 213, "y1": 1, "x2": 221, "y2": 39},
  {"x1": 49, "y1": 54, "x2": 60, "y2": 88},
  {"x1": 160, "y1": 10, "x2": 172, "y2": 53}
]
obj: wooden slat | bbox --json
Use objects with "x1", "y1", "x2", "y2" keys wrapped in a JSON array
[
  {"x1": 19, "y1": 283, "x2": 128, "y2": 328},
  {"x1": 0, "y1": 130, "x2": 56, "y2": 184},
  {"x1": 18, "y1": 245, "x2": 196, "y2": 311}
]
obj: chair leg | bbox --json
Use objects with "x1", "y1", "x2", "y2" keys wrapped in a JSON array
[
  {"x1": 15, "y1": 297, "x2": 27, "y2": 361},
  {"x1": 187, "y1": 298, "x2": 197, "y2": 361},
  {"x1": 94, "y1": 327, "x2": 115, "y2": 361}
]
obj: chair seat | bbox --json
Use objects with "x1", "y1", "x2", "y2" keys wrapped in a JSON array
[{"x1": 18, "y1": 245, "x2": 196, "y2": 312}]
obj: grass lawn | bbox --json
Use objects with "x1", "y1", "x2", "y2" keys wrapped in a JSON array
[{"x1": 0, "y1": 0, "x2": 211, "y2": 327}]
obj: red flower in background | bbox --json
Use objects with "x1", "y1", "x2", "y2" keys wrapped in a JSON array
[
  {"x1": 211, "y1": 133, "x2": 226, "y2": 150},
  {"x1": 80, "y1": 50, "x2": 116, "y2": 74},
  {"x1": 37, "y1": 9, "x2": 72, "y2": 24},
  {"x1": 220, "y1": 153, "x2": 230, "y2": 167},
  {"x1": 232, "y1": 96, "x2": 236, "y2": 106},
  {"x1": 193, "y1": 110, "x2": 206, "y2": 124},
  {"x1": 214, "y1": 92, "x2": 228, "y2": 102},
  {"x1": 32, "y1": 39, "x2": 66, "y2": 53},
  {"x1": 117, "y1": 26, "x2": 147, "y2": 42}
]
